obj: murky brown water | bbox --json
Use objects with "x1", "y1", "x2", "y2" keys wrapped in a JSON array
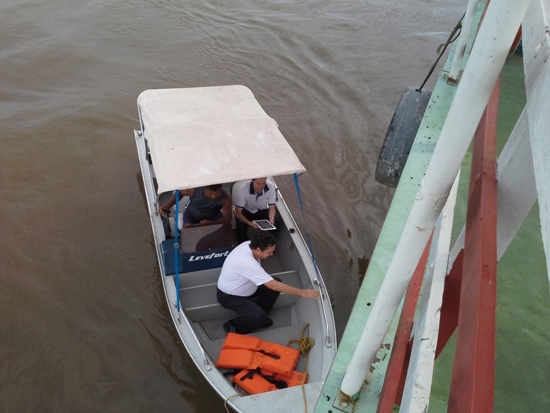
[{"x1": 0, "y1": 0, "x2": 493, "y2": 411}]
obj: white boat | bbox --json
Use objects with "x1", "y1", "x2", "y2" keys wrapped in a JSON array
[{"x1": 134, "y1": 85, "x2": 337, "y2": 412}]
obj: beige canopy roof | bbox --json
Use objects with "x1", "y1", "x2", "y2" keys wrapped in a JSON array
[{"x1": 137, "y1": 85, "x2": 306, "y2": 194}]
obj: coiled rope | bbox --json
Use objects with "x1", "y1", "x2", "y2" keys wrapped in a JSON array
[{"x1": 288, "y1": 324, "x2": 315, "y2": 355}]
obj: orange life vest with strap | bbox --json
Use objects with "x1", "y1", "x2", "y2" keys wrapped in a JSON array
[
  {"x1": 216, "y1": 332, "x2": 300, "y2": 376},
  {"x1": 232, "y1": 369, "x2": 277, "y2": 394},
  {"x1": 232, "y1": 368, "x2": 308, "y2": 395}
]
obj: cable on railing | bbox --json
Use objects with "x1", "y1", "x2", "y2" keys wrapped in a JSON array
[
  {"x1": 293, "y1": 173, "x2": 332, "y2": 347},
  {"x1": 293, "y1": 173, "x2": 320, "y2": 276},
  {"x1": 417, "y1": 13, "x2": 465, "y2": 92}
]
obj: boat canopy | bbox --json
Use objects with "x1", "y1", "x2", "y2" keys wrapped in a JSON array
[{"x1": 137, "y1": 85, "x2": 306, "y2": 194}]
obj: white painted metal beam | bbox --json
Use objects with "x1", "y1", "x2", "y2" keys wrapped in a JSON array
[
  {"x1": 400, "y1": 175, "x2": 460, "y2": 413},
  {"x1": 448, "y1": 108, "x2": 536, "y2": 268},
  {"x1": 449, "y1": 0, "x2": 480, "y2": 82},
  {"x1": 522, "y1": 0, "x2": 550, "y2": 290},
  {"x1": 494, "y1": 109, "x2": 537, "y2": 259}
]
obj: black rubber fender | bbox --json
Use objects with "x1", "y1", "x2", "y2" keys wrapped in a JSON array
[{"x1": 375, "y1": 87, "x2": 432, "y2": 188}]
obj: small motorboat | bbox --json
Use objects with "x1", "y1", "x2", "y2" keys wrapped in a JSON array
[{"x1": 134, "y1": 85, "x2": 337, "y2": 412}]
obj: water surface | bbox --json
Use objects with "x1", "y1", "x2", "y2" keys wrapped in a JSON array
[{"x1": 7, "y1": 1, "x2": 545, "y2": 412}]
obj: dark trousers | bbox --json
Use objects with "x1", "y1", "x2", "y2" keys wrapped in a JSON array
[
  {"x1": 236, "y1": 208, "x2": 269, "y2": 243},
  {"x1": 217, "y1": 279, "x2": 280, "y2": 334}
]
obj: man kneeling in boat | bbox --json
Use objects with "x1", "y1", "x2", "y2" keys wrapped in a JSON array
[
  {"x1": 160, "y1": 184, "x2": 232, "y2": 228},
  {"x1": 217, "y1": 231, "x2": 320, "y2": 334}
]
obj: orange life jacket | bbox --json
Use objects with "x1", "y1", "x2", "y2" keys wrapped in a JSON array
[
  {"x1": 274, "y1": 369, "x2": 308, "y2": 387},
  {"x1": 232, "y1": 369, "x2": 277, "y2": 394},
  {"x1": 232, "y1": 368, "x2": 308, "y2": 395},
  {"x1": 216, "y1": 332, "x2": 300, "y2": 376}
]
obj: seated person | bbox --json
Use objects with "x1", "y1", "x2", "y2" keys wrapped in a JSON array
[
  {"x1": 216, "y1": 231, "x2": 320, "y2": 334},
  {"x1": 234, "y1": 177, "x2": 277, "y2": 243},
  {"x1": 160, "y1": 184, "x2": 232, "y2": 228}
]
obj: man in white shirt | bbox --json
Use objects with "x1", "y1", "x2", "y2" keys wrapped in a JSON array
[
  {"x1": 234, "y1": 177, "x2": 277, "y2": 243},
  {"x1": 217, "y1": 231, "x2": 320, "y2": 334}
]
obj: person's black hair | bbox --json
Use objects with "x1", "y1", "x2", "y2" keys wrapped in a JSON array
[
  {"x1": 205, "y1": 184, "x2": 222, "y2": 191},
  {"x1": 249, "y1": 230, "x2": 277, "y2": 250}
]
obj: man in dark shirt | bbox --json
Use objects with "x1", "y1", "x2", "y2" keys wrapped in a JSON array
[{"x1": 160, "y1": 184, "x2": 232, "y2": 227}]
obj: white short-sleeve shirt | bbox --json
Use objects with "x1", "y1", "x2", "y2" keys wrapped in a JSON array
[
  {"x1": 234, "y1": 180, "x2": 276, "y2": 214},
  {"x1": 217, "y1": 241, "x2": 273, "y2": 296}
]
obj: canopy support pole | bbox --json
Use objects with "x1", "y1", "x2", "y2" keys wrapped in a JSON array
[{"x1": 174, "y1": 190, "x2": 181, "y2": 313}]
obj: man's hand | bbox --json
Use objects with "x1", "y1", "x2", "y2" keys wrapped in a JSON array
[{"x1": 301, "y1": 289, "x2": 320, "y2": 298}]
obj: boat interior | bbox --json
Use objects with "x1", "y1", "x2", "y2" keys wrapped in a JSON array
[{"x1": 157, "y1": 181, "x2": 326, "y2": 383}]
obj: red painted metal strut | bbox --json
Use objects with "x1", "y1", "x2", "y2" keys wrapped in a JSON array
[
  {"x1": 376, "y1": 237, "x2": 432, "y2": 412},
  {"x1": 447, "y1": 80, "x2": 499, "y2": 413}
]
